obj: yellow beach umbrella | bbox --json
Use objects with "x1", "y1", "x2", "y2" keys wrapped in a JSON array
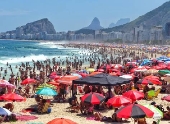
[
  {"x1": 36, "y1": 83, "x2": 56, "y2": 91},
  {"x1": 167, "y1": 53, "x2": 170, "y2": 58},
  {"x1": 86, "y1": 68, "x2": 95, "y2": 72}
]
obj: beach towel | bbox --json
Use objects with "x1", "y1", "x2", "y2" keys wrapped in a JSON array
[
  {"x1": 86, "y1": 117, "x2": 95, "y2": 120},
  {"x1": 16, "y1": 115, "x2": 38, "y2": 121}
]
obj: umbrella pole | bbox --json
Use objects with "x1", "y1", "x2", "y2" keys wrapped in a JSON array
[{"x1": 108, "y1": 86, "x2": 111, "y2": 98}]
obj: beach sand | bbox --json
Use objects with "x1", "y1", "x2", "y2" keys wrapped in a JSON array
[
  {"x1": 0, "y1": 46, "x2": 169, "y2": 124},
  {"x1": 1, "y1": 90, "x2": 169, "y2": 124}
]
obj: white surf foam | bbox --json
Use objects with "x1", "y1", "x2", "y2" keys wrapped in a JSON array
[{"x1": 0, "y1": 54, "x2": 49, "y2": 64}]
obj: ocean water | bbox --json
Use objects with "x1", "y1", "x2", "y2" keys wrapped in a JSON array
[{"x1": 0, "y1": 40, "x2": 92, "y2": 79}]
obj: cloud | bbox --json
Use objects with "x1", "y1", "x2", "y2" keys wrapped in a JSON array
[{"x1": 0, "y1": 9, "x2": 31, "y2": 16}]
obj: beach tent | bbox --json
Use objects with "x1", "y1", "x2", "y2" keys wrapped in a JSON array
[
  {"x1": 72, "y1": 73, "x2": 130, "y2": 86},
  {"x1": 72, "y1": 73, "x2": 130, "y2": 97}
]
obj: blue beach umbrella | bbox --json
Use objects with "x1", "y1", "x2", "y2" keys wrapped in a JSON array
[
  {"x1": 71, "y1": 73, "x2": 82, "y2": 78},
  {"x1": 140, "y1": 59, "x2": 151, "y2": 66},
  {"x1": 36, "y1": 87, "x2": 57, "y2": 96},
  {"x1": 0, "y1": 107, "x2": 12, "y2": 115}
]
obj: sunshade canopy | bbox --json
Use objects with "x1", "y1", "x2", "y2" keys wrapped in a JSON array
[{"x1": 73, "y1": 73, "x2": 130, "y2": 86}]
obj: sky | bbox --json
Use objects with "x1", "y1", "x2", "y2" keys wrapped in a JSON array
[{"x1": 0, "y1": 0, "x2": 169, "y2": 32}]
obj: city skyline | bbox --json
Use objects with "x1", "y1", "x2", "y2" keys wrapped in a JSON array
[{"x1": 0, "y1": 0, "x2": 169, "y2": 32}]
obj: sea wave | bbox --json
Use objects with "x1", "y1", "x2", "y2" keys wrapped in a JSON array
[
  {"x1": 38, "y1": 42, "x2": 72, "y2": 49},
  {"x1": 0, "y1": 54, "x2": 49, "y2": 64},
  {"x1": 0, "y1": 54, "x2": 73, "y2": 64}
]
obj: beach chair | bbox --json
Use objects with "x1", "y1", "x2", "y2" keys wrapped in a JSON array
[
  {"x1": 77, "y1": 86, "x2": 84, "y2": 94},
  {"x1": 155, "y1": 88, "x2": 161, "y2": 98},
  {"x1": 41, "y1": 102, "x2": 50, "y2": 113}
]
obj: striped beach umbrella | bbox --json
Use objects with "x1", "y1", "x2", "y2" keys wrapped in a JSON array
[
  {"x1": 81, "y1": 92, "x2": 105, "y2": 104},
  {"x1": 143, "y1": 104, "x2": 163, "y2": 119}
]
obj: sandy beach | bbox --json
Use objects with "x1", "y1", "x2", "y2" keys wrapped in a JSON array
[{"x1": 0, "y1": 43, "x2": 169, "y2": 124}]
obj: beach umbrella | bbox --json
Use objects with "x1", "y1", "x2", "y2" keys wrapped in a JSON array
[
  {"x1": 89, "y1": 71, "x2": 102, "y2": 76},
  {"x1": 21, "y1": 78, "x2": 36, "y2": 85},
  {"x1": 0, "y1": 92, "x2": 26, "y2": 102},
  {"x1": 145, "y1": 69, "x2": 158, "y2": 74},
  {"x1": 161, "y1": 95, "x2": 170, "y2": 102},
  {"x1": 50, "y1": 72, "x2": 57, "y2": 76},
  {"x1": 81, "y1": 92, "x2": 105, "y2": 104},
  {"x1": 137, "y1": 79, "x2": 162, "y2": 85},
  {"x1": 147, "y1": 90, "x2": 156, "y2": 97},
  {"x1": 152, "y1": 66, "x2": 163, "y2": 70},
  {"x1": 0, "y1": 107, "x2": 12, "y2": 116},
  {"x1": 48, "y1": 81, "x2": 59, "y2": 86},
  {"x1": 73, "y1": 73, "x2": 130, "y2": 86},
  {"x1": 135, "y1": 66, "x2": 147, "y2": 72},
  {"x1": 107, "y1": 96, "x2": 132, "y2": 108},
  {"x1": 0, "y1": 79, "x2": 15, "y2": 88},
  {"x1": 36, "y1": 87, "x2": 57, "y2": 96},
  {"x1": 111, "y1": 64, "x2": 122, "y2": 69},
  {"x1": 100, "y1": 64, "x2": 111, "y2": 70},
  {"x1": 123, "y1": 90, "x2": 144, "y2": 102},
  {"x1": 144, "y1": 75, "x2": 159, "y2": 80},
  {"x1": 36, "y1": 83, "x2": 56, "y2": 91},
  {"x1": 86, "y1": 68, "x2": 95, "y2": 72},
  {"x1": 56, "y1": 75, "x2": 79, "y2": 85},
  {"x1": 78, "y1": 72, "x2": 88, "y2": 77},
  {"x1": 143, "y1": 66, "x2": 151, "y2": 69},
  {"x1": 120, "y1": 75, "x2": 133, "y2": 80},
  {"x1": 143, "y1": 104, "x2": 163, "y2": 119},
  {"x1": 116, "y1": 104, "x2": 154, "y2": 119},
  {"x1": 158, "y1": 70, "x2": 170, "y2": 75},
  {"x1": 71, "y1": 73, "x2": 82, "y2": 78},
  {"x1": 50, "y1": 75, "x2": 61, "y2": 79},
  {"x1": 126, "y1": 62, "x2": 137, "y2": 67},
  {"x1": 47, "y1": 118, "x2": 77, "y2": 124},
  {"x1": 97, "y1": 69, "x2": 105, "y2": 72},
  {"x1": 109, "y1": 72, "x2": 119, "y2": 76},
  {"x1": 163, "y1": 76, "x2": 170, "y2": 82}
]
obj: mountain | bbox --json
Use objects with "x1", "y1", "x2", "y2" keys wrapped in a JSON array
[
  {"x1": 6, "y1": 18, "x2": 56, "y2": 35},
  {"x1": 83, "y1": 17, "x2": 104, "y2": 30},
  {"x1": 109, "y1": 18, "x2": 130, "y2": 28},
  {"x1": 103, "y1": 1, "x2": 170, "y2": 33}
]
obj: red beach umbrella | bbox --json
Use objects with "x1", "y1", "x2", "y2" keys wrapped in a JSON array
[
  {"x1": 137, "y1": 79, "x2": 162, "y2": 85},
  {"x1": 56, "y1": 75, "x2": 79, "y2": 85},
  {"x1": 21, "y1": 78, "x2": 36, "y2": 85},
  {"x1": 144, "y1": 75, "x2": 159, "y2": 80},
  {"x1": 47, "y1": 118, "x2": 77, "y2": 124},
  {"x1": 111, "y1": 64, "x2": 122, "y2": 69},
  {"x1": 89, "y1": 72, "x2": 102, "y2": 76},
  {"x1": 116, "y1": 104, "x2": 154, "y2": 119},
  {"x1": 126, "y1": 62, "x2": 137, "y2": 67},
  {"x1": 81, "y1": 92, "x2": 105, "y2": 104},
  {"x1": 48, "y1": 81, "x2": 59, "y2": 86},
  {"x1": 0, "y1": 93, "x2": 26, "y2": 102},
  {"x1": 162, "y1": 95, "x2": 170, "y2": 102},
  {"x1": 78, "y1": 72, "x2": 88, "y2": 77},
  {"x1": 97, "y1": 69, "x2": 105, "y2": 72},
  {"x1": 123, "y1": 90, "x2": 144, "y2": 102},
  {"x1": 50, "y1": 72, "x2": 57, "y2": 76},
  {"x1": 107, "y1": 96, "x2": 132, "y2": 107}
]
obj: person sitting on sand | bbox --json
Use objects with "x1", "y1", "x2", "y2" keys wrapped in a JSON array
[
  {"x1": 37, "y1": 99, "x2": 46, "y2": 113},
  {"x1": 35, "y1": 95, "x2": 43, "y2": 103},
  {"x1": 163, "y1": 106, "x2": 170, "y2": 120},
  {"x1": 112, "y1": 108, "x2": 122, "y2": 122},
  {"x1": 71, "y1": 97, "x2": 79, "y2": 113},
  {"x1": 80, "y1": 97, "x2": 86, "y2": 114},
  {"x1": 137, "y1": 118, "x2": 146, "y2": 124},
  {"x1": 24, "y1": 85, "x2": 31, "y2": 98},
  {"x1": 83, "y1": 85, "x2": 91, "y2": 94},
  {"x1": 3, "y1": 103, "x2": 14, "y2": 112}
]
